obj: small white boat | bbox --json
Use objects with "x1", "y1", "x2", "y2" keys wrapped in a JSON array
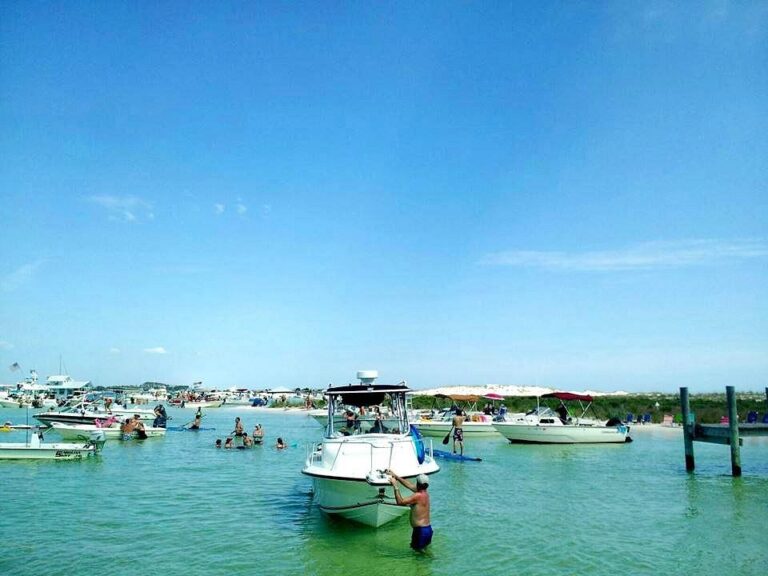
[
  {"x1": 492, "y1": 392, "x2": 631, "y2": 444},
  {"x1": 302, "y1": 371, "x2": 439, "y2": 528},
  {"x1": 48, "y1": 421, "x2": 167, "y2": 441},
  {"x1": 414, "y1": 394, "x2": 507, "y2": 438},
  {"x1": 168, "y1": 397, "x2": 224, "y2": 409},
  {"x1": 0, "y1": 429, "x2": 104, "y2": 460}
]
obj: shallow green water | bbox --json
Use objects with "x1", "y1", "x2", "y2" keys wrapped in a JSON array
[{"x1": 1, "y1": 406, "x2": 766, "y2": 576}]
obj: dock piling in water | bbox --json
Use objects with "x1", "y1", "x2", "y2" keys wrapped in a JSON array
[{"x1": 680, "y1": 386, "x2": 768, "y2": 476}]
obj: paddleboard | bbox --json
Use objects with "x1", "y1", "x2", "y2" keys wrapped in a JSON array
[
  {"x1": 166, "y1": 426, "x2": 216, "y2": 432},
  {"x1": 433, "y1": 449, "x2": 482, "y2": 462}
]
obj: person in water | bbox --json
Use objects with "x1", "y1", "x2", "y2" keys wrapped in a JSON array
[
  {"x1": 215, "y1": 439, "x2": 222, "y2": 448},
  {"x1": 252, "y1": 424, "x2": 264, "y2": 444},
  {"x1": 132, "y1": 414, "x2": 148, "y2": 439},
  {"x1": 153, "y1": 404, "x2": 167, "y2": 428},
  {"x1": 242, "y1": 432, "x2": 253, "y2": 448},
  {"x1": 276, "y1": 437, "x2": 286, "y2": 449},
  {"x1": 387, "y1": 470, "x2": 432, "y2": 551},
  {"x1": 120, "y1": 418, "x2": 136, "y2": 436},
  {"x1": 224, "y1": 437, "x2": 234, "y2": 449},
  {"x1": 233, "y1": 417, "x2": 244, "y2": 437},
  {"x1": 452, "y1": 408, "x2": 465, "y2": 455}
]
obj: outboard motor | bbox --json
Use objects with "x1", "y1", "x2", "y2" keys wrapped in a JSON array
[{"x1": 88, "y1": 430, "x2": 107, "y2": 450}]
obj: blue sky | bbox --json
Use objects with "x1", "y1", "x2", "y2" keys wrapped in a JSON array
[{"x1": 1, "y1": 1, "x2": 766, "y2": 393}]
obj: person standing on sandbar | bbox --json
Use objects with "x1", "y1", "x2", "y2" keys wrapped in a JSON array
[{"x1": 387, "y1": 469, "x2": 433, "y2": 551}]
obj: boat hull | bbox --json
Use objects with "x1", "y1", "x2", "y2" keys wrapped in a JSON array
[
  {"x1": 0, "y1": 442, "x2": 98, "y2": 460},
  {"x1": 308, "y1": 476, "x2": 409, "y2": 527},
  {"x1": 492, "y1": 422, "x2": 630, "y2": 444},
  {"x1": 169, "y1": 400, "x2": 223, "y2": 409},
  {"x1": 49, "y1": 422, "x2": 166, "y2": 441},
  {"x1": 415, "y1": 419, "x2": 501, "y2": 438},
  {"x1": 302, "y1": 433, "x2": 439, "y2": 528}
]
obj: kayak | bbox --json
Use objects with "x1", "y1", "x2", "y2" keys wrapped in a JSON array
[{"x1": 433, "y1": 449, "x2": 482, "y2": 462}]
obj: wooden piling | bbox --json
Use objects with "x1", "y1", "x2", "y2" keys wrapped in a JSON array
[
  {"x1": 726, "y1": 386, "x2": 741, "y2": 476},
  {"x1": 680, "y1": 387, "x2": 695, "y2": 472},
  {"x1": 680, "y1": 385, "x2": 768, "y2": 475}
]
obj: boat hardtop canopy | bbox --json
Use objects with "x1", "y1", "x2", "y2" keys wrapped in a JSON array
[
  {"x1": 542, "y1": 392, "x2": 594, "y2": 402},
  {"x1": 325, "y1": 384, "x2": 411, "y2": 407}
]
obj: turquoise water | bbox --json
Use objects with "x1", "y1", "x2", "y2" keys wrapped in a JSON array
[{"x1": 1, "y1": 406, "x2": 766, "y2": 576}]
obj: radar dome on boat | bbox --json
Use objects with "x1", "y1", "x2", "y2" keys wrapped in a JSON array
[{"x1": 356, "y1": 370, "x2": 378, "y2": 384}]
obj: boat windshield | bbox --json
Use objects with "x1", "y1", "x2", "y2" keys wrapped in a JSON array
[{"x1": 324, "y1": 385, "x2": 411, "y2": 438}]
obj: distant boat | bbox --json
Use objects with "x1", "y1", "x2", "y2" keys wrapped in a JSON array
[{"x1": 492, "y1": 392, "x2": 631, "y2": 444}]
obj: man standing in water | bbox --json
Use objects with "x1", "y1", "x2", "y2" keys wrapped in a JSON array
[
  {"x1": 452, "y1": 407, "x2": 465, "y2": 455},
  {"x1": 387, "y1": 470, "x2": 432, "y2": 551}
]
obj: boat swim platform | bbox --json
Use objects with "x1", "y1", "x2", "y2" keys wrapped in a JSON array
[{"x1": 680, "y1": 386, "x2": 768, "y2": 477}]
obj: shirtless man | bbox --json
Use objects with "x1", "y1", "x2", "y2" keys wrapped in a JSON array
[
  {"x1": 233, "y1": 417, "x2": 244, "y2": 437},
  {"x1": 253, "y1": 424, "x2": 264, "y2": 444},
  {"x1": 387, "y1": 470, "x2": 433, "y2": 551},
  {"x1": 452, "y1": 408, "x2": 466, "y2": 455}
]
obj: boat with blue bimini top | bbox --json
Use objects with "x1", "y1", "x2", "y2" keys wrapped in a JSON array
[
  {"x1": 302, "y1": 371, "x2": 439, "y2": 528},
  {"x1": 492, "y1": 392, "x2": 632, "y2": 444}
]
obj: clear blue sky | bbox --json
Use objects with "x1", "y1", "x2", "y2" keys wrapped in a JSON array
[{"x1": 1, "y1": 2, "x2": 766, "y2": 393}]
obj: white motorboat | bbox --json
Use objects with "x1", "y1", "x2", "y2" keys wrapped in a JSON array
[
  {"x1": 414, "y1": 394, "x2": 507, "y2": 438},
  {"x1": 34, "y1": 397, "x2": 157, "y2": 426},
  {"x1": 48, "y1": 421, "x2": 167, "y2": 441},
  {"x1": 492, "y1": 392, "x2": 631, "y2": 444},
  {"x1": 167, "y1": 394, "x2": 224, "y2": 409},
  {"x1": 302, "y1": 371, "x2": 439, "y2": 528},
  {"x1": 0, "y1": 428, "x2": 105, "y2": 460}
]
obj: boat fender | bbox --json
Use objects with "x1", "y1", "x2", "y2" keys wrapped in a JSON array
[{"x1": 409, "y1": 424, "x2": 426, "y2": 464}]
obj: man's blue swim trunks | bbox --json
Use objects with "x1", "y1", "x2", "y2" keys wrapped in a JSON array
[{"x1": 410, "y1": 525, "x2": 433, "y2": 550}]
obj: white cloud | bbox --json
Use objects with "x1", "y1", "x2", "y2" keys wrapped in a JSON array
[
  {"x1": 109, "y1": 347, "x2": 121, "y2": 354},
  {"x1": 214, "y1": 203, "x2": 225, "y2": 215},
  {"x1": 0, "y1": 340, "x2": 14, "y2": 351},
  {"x1": 143, "y1": 347, "x2": 168, "y2": 355},
  {"x1": 236, "y1": 203, "x2": 247, "y2": 215},
  {"x1": 1, "y1": 260, "x2": 44, "y2": 292},
  {"x1": 482, "y1": 239, "x2": 768, "y2": 272},
  {"x1": 89, "y1": 195, "x2": 154, "y2": 222}
]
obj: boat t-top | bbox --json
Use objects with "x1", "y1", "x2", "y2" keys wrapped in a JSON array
[{"x1": 302, "y1": 370, "x2": 439, "y2": 528}]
